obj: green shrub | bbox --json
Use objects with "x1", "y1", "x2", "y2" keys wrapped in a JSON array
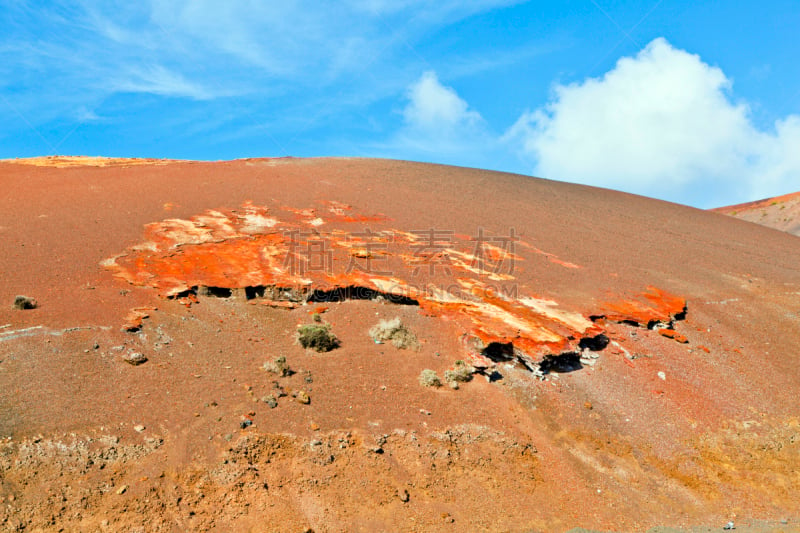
[{"x1": 297, "y1": 323, "x2": 339, "y2": 352}]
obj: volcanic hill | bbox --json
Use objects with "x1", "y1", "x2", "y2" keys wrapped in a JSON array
[
  {"x1": 714, "y1": 190, "x2": 800, "y2": 237},
  {"x1": 1, "y1": 156, "x2": 799, "y2": 532}
]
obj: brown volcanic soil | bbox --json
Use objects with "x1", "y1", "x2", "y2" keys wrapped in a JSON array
[
  {"x1": 714, "y1": 190, "x2": 800, "y2": 237},
  {"x1": 1, "y1": 157, "x2": 800, "y2": 532}
]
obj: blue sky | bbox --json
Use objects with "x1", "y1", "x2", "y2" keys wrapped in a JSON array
[{"x1": 1, "y1": 1, "x2": 799, "y2": 208}]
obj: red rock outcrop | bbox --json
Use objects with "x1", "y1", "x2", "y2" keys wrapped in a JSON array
[{"x1": 103, "y1": 202, "x2": 689, "y2": 365}]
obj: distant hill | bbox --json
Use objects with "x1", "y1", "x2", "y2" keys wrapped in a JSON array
[{"x1": 713, "y1": 190, "x2": 800, "y2": 236}]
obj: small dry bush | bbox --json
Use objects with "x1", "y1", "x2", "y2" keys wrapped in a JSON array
[
  {"x1": 369, "y1": 317, "x2": 419, "y2": 350},
  {"x1": 418, "y1": 369, "x2": 442, "y2": 388},
  {"x1": 297, "y1": 323, "x2": 339, "y2": 352},
  {"x1": 444, "y1": 360, "x2": 474, "y2": 389},
  {"x1": 444, "y1": 360, "x2": 474, "y2": 382},
  {"x1": 263, "y1": 356, "x2": 291, "y2": 376},
  {"x1": 13, "y1": 295, "x2": 37, "y2": 310}
]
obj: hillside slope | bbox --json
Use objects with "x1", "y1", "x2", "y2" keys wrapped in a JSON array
[{"x1": 1, "y1": 157, "x2": 799, "y2": 532}]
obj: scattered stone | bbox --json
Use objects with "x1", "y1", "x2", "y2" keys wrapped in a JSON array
[
  {"x1": 483, "y1": 369, "x2": 503, "y2": 382},
  {"x1": 121, "y1": 307, "x2": 154, "y2": 332},
  {"x1": 116, "y1": 485, "x2": 128, "y2": 495},
  {"x1": 240, "y1": 417, "x2": 253, "y2": 429},
  {"x1": 657, "y1": 371, "x2": 666, "y2": 381},
  {"x1": 12, "y1": 295, "x2": 37, "y2": 310},
  {"x1": 122, "y1": 351, "x2": 148, "y2": 366},
  {"x1": 272, "y1": 382, "x2": 288, "y2": 397},
  {"x1": 658, "y1": 328, "x2": 689, "y2": 343},
  {"x1": 261, "y1": 395, "x2": 278, "y2": 408},
  {"x1": 294, "y1": 390, "x2": 311, "y2": 405},
  {"x1": 133, "y1": 425, "x2": 145, "y2": 433},
  {"x1": 398, "y1": 488, "x2": 410, "y2": 502},
  {"x1": 580, "y1": 348, "x2": 601, "y2": 367},
  {"x1": 723, "y1": 521, "x2": 735, "y2": 530}
]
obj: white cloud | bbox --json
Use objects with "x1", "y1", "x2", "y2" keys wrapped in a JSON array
[
  {"x1": 108, "y1": 65, "x2": 218, "y2": 101},
  {"x1": 366, "y1": 70, "x2": 502, "y2": 169},
  {"x1": 754, "y1": 115, "x2": 800, "y2": 193},
  {"x1": 1, "y1": 0, "x2": 520, "y2": 117},
  {"x1": 348, "y1": 0, "x2": 524, "y2": 19},
  {"x1": 403, "y1": 71, "x2": 482, "y2": 132},
  {"x1": 146, "y1": 0, "x2": 522, "y2": 80},
  {"x1": 388, "y1": 70, "x2": 496, "y2": 163},
  {"x1": 506, "y1": 38, "x2": 800, "y2": 207},
  {"x1": 75, "y1": 106, "x2": 103, "y2": 122}
]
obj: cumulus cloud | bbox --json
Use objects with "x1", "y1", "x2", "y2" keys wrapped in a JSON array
[
  {"x1": 506, "y1": 38, "x2": 800, "y2": 207},
  {"x1": 404, "y1": 71, "x2": 482, "y2": 132},
  {"x1": 367, "y1": 70, "x2": 500, "y2": 169},
  {"x1": 384, "y1": 70, "x2": 498, "y2": 166}
]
